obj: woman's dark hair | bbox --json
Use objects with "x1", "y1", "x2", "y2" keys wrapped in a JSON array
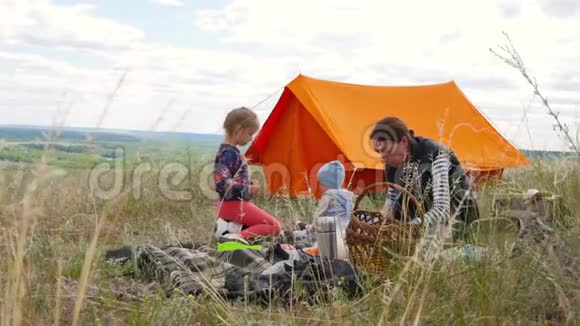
[{"x1": 370, "y1": 116, "x2": 412, "y2": 143}]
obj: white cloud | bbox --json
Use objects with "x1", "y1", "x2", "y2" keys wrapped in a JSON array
[
  {"x1": 539, "y1": 0, "x2": 580, "y2": 18},
  {"x1": 150, "y1": 0, "x2": 184, "y2": 7},
  {"x1": 0, "y1": 42, "x2": 290, "y2": 134},
  {"x1": 192, "y1": 0, "x2": 580, "y2": 151},
  {"x1": 497, "y1": 0, "x2": 523, "y2": 18},
  {"x1": 0, "y1": 1, "x2": 144, "y2": 53},
  {"x1": 0, "y1": 0, "x2": 578, "y2": 151}
]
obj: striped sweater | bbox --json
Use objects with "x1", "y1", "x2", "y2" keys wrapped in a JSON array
[
  {"x1": 382, "y1": 136, "x2": 479, "y2": 235},
  {"x1": 384, "y1": 151, "x2": 450, "y2": 228}
]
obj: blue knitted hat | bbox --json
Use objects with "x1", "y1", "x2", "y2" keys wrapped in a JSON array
[{"x1": 317, "y1": 160, "x2": 345, "y2": 189}]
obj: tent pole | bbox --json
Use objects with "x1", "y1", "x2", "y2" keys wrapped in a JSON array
[{"x1": 346, "y1": 167, "x2": 359, "y2": 191}]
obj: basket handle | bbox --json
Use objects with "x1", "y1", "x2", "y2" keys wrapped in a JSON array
[{"x1": 353, "y1": 181, "x2": 425, "y2": 218}]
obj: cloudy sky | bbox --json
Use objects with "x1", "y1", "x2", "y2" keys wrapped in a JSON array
[{"x1": 0, "y1": 0, "x2": 578, "y2": 151}]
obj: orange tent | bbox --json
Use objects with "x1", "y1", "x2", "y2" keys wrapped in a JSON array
[{"x1": 245, "y1": 74, "x2": 530, "y2": 198}]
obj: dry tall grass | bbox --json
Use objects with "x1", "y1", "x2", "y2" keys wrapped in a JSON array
[{"x1": 0, "y1": 150, "x2": 578, "y2": 324}]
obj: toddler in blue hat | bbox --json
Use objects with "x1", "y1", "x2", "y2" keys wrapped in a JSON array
[{"x1": 294, "y1": 160, "x2": 355, "y2": 242}]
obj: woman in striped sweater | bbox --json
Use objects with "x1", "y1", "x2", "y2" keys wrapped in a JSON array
[{"x1": 369, "y1": 117, "x2": 480, "y2": 246}]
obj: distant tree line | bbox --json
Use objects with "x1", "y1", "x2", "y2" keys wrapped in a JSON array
[
  {"x1": 0, "y1": 147, "x2": 39, "y2": 163},
  {"x1": 522, "y1": 150, "x2": 578, "y2": 160},
  {"x1": 21, "y1": 143, "x2": 88, "y2": 153},
  {"x1": 0, "y1": 127, "x2": 140, "y2": 142}
]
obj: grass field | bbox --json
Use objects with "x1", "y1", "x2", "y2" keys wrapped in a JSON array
[{"x1": 0, "y1": 132, "x2": 578, "y2": 325}]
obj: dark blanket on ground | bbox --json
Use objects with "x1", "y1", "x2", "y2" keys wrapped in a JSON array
[{"x1": 105, "y1": 240, "x2": 360, "y2": 303}]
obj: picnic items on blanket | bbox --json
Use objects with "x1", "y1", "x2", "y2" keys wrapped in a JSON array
[
  {"x1": 291, "y1": 222, "x2": 318, "y2": 245},
  {"x1": 105, "y1": 240, "x2": 361, "y2": 303},
  {"x1": 217, "y1": 241, "x2": 262, "y2": 252},
  {"x1": 303, "y1": 247, "x2": 319, "y2": 256},
  {"x1": 214, "y1": 217, "x2": 243, "y2": 240},
  {"x1": 346, "y1": 182, "x2": 424, "y2": 276},
  {"x1": 492, "y1": 188, "x2": 560, "y2": 238}
]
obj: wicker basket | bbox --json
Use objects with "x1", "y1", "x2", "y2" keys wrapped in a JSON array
[{"x1": 345, "y1": 182, "x2": 424, "y2": 276}]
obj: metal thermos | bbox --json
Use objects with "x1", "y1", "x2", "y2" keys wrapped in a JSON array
[
  {"x1": 316, "y1": 216, "x2": 337, "y2": 259},
  {"x1": 315, "y1": 216, "x2": 349, "y2": 260}
]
